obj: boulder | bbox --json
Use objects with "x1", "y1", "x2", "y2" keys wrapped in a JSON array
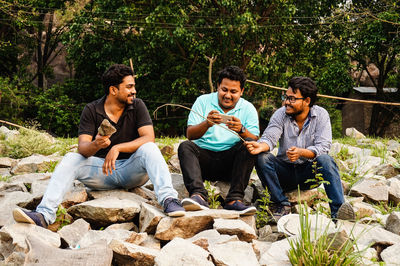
[
  {"x1": 154, "y1": 238, "x2": 213, "y2": 266},
  {"x1": 345, "y1": 127, "x2": 365, "y2": 139},
  {"x1": 208, "y1": 241, "x2": 259, "y2": 266},
  {"x1": 285, "y1": 188, "x2": 325, "y2": 205},
  {"x1": 88, "y1": 189, "x2": 148, "y2": 204},
  {"x1": 259, "y1": 237, "x2": 292, "y2": 265},
  {"x1": 374, "y1": 164, "x2": 399, "y2": 178},
  {"x1": 0, "y1": 191, "x2": 36, "y2": 227},
  {"x1": 188, "y1": 229, "x2": 238, "y2": 250},
  {"x1": 385, "y1": 212, "x2": 400, "y2": 236},
  {"x1": 380, "y1": 243, "x2": 400, "y2": 264},
  {"x1": 387, "y1": 140, "x2": 400, "y2": 154},
  {"x1": 105, "y1": 222, "x2": 138, "y2": 232},
  {"x1": 213, "y1": 218, "x2": 257, "y2": 242},
  {"x1": 353, "y1": 201, "x2": 377, "y2": 219},
  {"x1": 78, "y1": 229, "x2": 146, "y2": 248},
  {"x1": 110, "y1": 239, "x2": 160, "y2": 266},
  {"x1": 0, "y1": 157, "x2": 17, "y2": 168},
  {"x1": 350, "y1": 178, "x2": 389, "y2": 203},
  {"x1": 139, "y1": 202, "x2": 166, "y2": 234},
  {"x1": 252, "y1": 239, "x2": 272, "y2": 260},
  {"x1": 387, "y1": 178, "x2": 400, "y2": 205},
  {"x1": 57, "y1": 218, "x2": 91, "y2": 248},
  {"x1": 67, "y1": 197, "x2": 141, "y2": 226},
  {"x1": 11, "y1": 154, "x2": 61, "y2": 175}
]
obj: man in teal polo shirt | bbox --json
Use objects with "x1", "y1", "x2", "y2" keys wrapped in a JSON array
[{"x1": 178, "y1": 66, "x2": 259, "y2": 215}]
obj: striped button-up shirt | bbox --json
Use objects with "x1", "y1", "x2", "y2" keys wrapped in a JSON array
[{"x1": 258, "y1": 105, "x2": 332, "y2": 164}]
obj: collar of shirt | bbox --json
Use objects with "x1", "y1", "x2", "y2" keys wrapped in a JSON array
[
  {"x1": 94, "y1": 95, "x2": 135, "y2": 123},
  {"x1": 210, "y1": 92, "x2": 244, "y2": 114}
]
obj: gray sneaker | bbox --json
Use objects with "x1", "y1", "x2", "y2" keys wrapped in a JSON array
[
  {"x1": 181, "y1": 195, "x2": 209, "y2": 211},
  {"x1": 336, "y1": 202, "x2": 355, "y2": 221}
]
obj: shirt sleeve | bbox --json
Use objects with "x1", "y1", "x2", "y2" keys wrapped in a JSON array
[
  {"x1": 187, "y1": 96, "x2": 205, "y2": 126},
  {"x1": 78, "y1": 104, "x2": 96, "y2": 137},
  {"x1": 135, "y1": 99, "x2": 153, "y2": 129},
  {"x1": 306, "y1": 109, "x2": 332, "y2": 156},
  {"x1": 243, "y1": 103, "x2": 260, "y2": 137},
  {"x1": 258, "y1": 108, "x2": 285, "y2": 151}
]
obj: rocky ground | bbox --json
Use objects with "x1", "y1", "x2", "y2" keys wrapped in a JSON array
[{"x1": 0, "y1": 126, "x2": 400, "y2": 265}]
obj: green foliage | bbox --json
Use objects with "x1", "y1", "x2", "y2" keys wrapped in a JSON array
[
  {"x1": 373, "y1": 201, "x2": 400, "y2": 215},
  {"x1": 40, "y1": 161, "x2": 59, "y2": 173},
  {"x1": 335, "y1": 146, "x2": 352, "y2": 161},
  {"x1": 55, "y1": 205, "x2": 71, "y2": 229},
  {"x1": 288, "y1": 202, "x2": 363, "y2": 265},
  {"x1": 0, "y1": 175, "x2": 11, "y2": 182},
  {"x1": 256, "y1": 188, "x2": 274, "y2": 228},
  {"x1": 1, "y1": 127, "x2": 77, "y2": 159},
  {"x1": 204, "y1": 180, "x2": 221, "y2": 209}
]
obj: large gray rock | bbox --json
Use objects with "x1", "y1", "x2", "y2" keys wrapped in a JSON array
[
  {"x1": 208, "y1": 241, "x2": 259, "y2": 266},
  {"x1": 0, "y1": 223, "x2": 60, "y2": 260},
  {"x1": 170, "y1": 173, "x2": 188, "y2": 199},
  {"x1": 110, "y1": 239, "x2": 160, "y2": 266},
  {"x1": 154, "y1": 238, "x2": 213, "y2": 266},
  {"x1": 353, "y1": 201, "x2": 377, "y2": 219},
  {"x1": 252, "y1": 240, "x2": 272, "y2": 260},
  {"x1": 61, "y1": 182, "x2": 88, "y2": 209},
  {"x1": 380, "y1": 243, "x2": 400, "y2": 264},
  {"x1": 105, "y1": 222, "x2": 137, "y2": 232},
  {"x1": 345, "y1": 127, "x2": 365, "y2": 139},
  {"x1": 213, "y1": 218, "x2": 257, "y2": 242},
  {"x1": 374, "y1": 164, "x2": 399, "y2": 178},
  {"x1": 285, "y1": 187, "x2": 325, "y2": 205},
  {"x1": 188, "y1": 229, "x2": 238, "y2": 250},
  {"x1": 24, "y1": 235, "x2": 112, "y2": 266},
  {"x1": 58, "y1": 218, "x2": 91, "y2": 248},
  {"x1": 259, "y1": 237, "x2": 292, "y2": 266},
  {"x1": 349, "y1": 178, "x2": 389, "y2": 203},
  {"x1": 0, "y1": 126, "x2": 19, "y2": 140},
  {"x1": 67, "y1": 197, "x2": 141, "y2": 226},
  {"x1": 155, "y1": 212, "x2": 214, "y2": 241},
  {"x1": 387, "y1": 178, "x2": 400, "y2": 205},
  {"x1": 387, "y1": 140, "x2": 400, "y2": 154},
  {"x1": 139, "y1": 202, "x2": 166, "y2": 234},
  {"x1": 385, "y1": 212, "x2": 400, "y2": 236},
  {"x1": 11, "y1": 154, "x2": 61, "y2": 175},
  {"x1": 88, "y1": 189, "x2": 148, "y2": 204},
  {"x1": 277, "y1": 214, "x2": 336, "y2": 237},
  {"x1": 0, "y1": 191, "x2": 35, "y2": 226}
]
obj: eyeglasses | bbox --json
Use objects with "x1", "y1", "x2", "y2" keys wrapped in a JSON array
[{"x1": 281, "y1": 94, "x2": 305, "y2": 103}]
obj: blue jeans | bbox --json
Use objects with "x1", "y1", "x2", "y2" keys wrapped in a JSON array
[
  {"x1": 36, "y1": 142, "x2": 178, "y2": 224},
  {"x1": 255, "y1": 153, "x2": 344, "y2": 217}
]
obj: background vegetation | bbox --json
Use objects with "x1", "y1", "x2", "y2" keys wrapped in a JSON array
[{"x1": 0, "y1": 0, "x2": 399, "y2": 137}]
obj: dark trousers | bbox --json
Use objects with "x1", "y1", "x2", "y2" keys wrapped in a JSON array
[
  {"x1": 178, "y1": 140, "x2": 256, "y2": 203},
  {"x1": 255, "y1": 153, "x2": 345, "y2": 217}
]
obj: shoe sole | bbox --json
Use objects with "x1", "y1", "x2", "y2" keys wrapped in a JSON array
[
  {"x1": 238, "y1": 207, "x2": 257, "y2": 216},
  {"x1": 337, "y1": 202, "x2": 355, "y2": 221},
  {"x1": 13, "y1": 208, "x2": 36, "y2": 225},
  {"x1": 181, "y1": 198, "x2": 209, "y2": 211},
  {"x1": 167, "y1": 210, "x2": 185, "y2": 217}
]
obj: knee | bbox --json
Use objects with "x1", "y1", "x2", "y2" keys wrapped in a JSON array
[
  {"x1": 137, "y1": 142, "x2": 159, "y2": 157},
  {"x1": 63, "y1": 152, "x2": 85, "y2": 162},
  {"x1": 257, "y1": 152, "x2": 276, "y2": 168},
  {"x1": 316, "y1": 154, "x2": 335, "y2": 166},
  {"x1": 178, "y1": 140, "x2": 195, "y2": 157}
]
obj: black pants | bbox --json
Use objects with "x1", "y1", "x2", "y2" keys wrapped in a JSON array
[{"x1": 178, "y1": 139, "x2": 256, "y2": 203}]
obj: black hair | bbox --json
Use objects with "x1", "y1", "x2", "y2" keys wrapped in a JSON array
[
  {"x1": 288, "y1": 77, "x2": 318, "y2": 107},
  {"x1": 102, "y1": 64, "x2": 134, "y2": 95},
  {"x1": 217, "y1": 66, "x2": 246, "y2": 89}
]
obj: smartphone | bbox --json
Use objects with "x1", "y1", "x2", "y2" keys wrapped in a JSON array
[{"x1": 220, "y1": 114, "x2": 233, "y2": 124}]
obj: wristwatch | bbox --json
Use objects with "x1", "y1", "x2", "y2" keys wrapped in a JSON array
[{"x1": 239, "y1": 125, "x2": 246, "y2": 134}]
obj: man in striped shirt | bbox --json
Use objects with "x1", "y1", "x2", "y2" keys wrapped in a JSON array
[{"x1": 245, "y1": 77, "x2": 354, "y2": 222}]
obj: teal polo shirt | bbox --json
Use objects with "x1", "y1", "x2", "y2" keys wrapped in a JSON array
[{"x1": 188, "y1": 92, "x2": 259, "y2": 151}]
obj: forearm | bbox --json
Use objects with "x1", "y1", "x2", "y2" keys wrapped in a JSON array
[
  {"x1": 78, "y1": 141, "x2": 103, "y2": 158},
  {"x1": 239, "y1": 128, "x2": 258, "y2": 140},
  {"x1": 298, "y1": 148, "x2": 316, "y2": 159},
  {"x1": 187, "y1": 121, "x2": 210, "y2": 140},
  {"x1": 112, "y1": 135, "x2": 154, "y2": 154}
]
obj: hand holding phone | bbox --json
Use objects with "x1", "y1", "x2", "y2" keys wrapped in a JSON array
[{"x1": 220, "y1": 114, "x2": 233, "y2": 124}]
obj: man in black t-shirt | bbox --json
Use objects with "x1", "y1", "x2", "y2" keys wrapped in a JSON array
[{"x1": 13, "y1": 64, "x2": 184, "y2": 228}]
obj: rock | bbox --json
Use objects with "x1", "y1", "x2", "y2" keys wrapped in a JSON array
[
  {"x1": 154, "y1": 238, "x2": 213, "y2": 266},
  {"x1": 168, "y1": 154, "x2": 181, "y2": 172},
  {"x1": 385, "y1": 212, "x2": 400, "y2": 235},
  {"x1": 338, "y1": 220, "x2": 400, "y2": 247},
  {"x1": 258, "y1": 225, "x2": 273, "y2": 241},
  {"x1": 252, "y1": 239, "x2": 272, "y2": 260},
  {"x1": 374, "y1": 164, "x2": 399, "y2": 178},
  {"x1": 259, "y1": 237, "x2": 292, "y2": 265},
  {"x1": 0, "y1": 182, "x2": 27, "y2": 193},
  {"x1": 387, "y1": 140, "x2": 400, "y2": 154},
  {"x1": 0, "y1": 157, "x2": 17, "y2": 168},
  {"x1": 380, "y1": 243, "x2": 400, "y2": 264},
  {"x1": 160, "y1": 145, "x2": 174, "y2": 157},
  {"x1": 0, "y1": 167, "x2": 11, "y2": 177},
  {"x1": 78, "y1": 229, "x2": 145, "y2": 248},
  {"x1": 129, "y1": 186, "x2": 158, "y2": 203},
  {"x1": 345, "y1": 127, "x2": 365, "y2": 139},
  {"x1": 0, "y1": 223, "x2": 60, "y2": 260},
  {"x1": 170, "y1": 173, "x2": 188, "y2": 199},
  {"x1": 277, "y1": 214, "x2": 336, "y2": 237},
  {"x1": 110, "y1": 239, "x2": 160, "y2": 266},
  {"x1": 106, "y1": 222, "x2": 138, "y2": 232},
  {"x1": 285, "y1": 188, "x2": 325, "y2": 205},
  {"x1": 61, "y1": 183, "x2": 88, "y2": 209},
  {"x1": 155, "y1": 212, "x2": 214, "y2": 241},
  {"x1": 353, "y1": 202, "x2": 377, "y2": 219},
  {"x1": 213, "y1": 218, "x2": 257, "y2": 242},
  {"x1": 88, "y1": 189, "x2": 148, "y2": 204},
  {"x1": 208, "y1": 241, "x2": 259, "y2": 266},
  {"x1": 326, "y1": 230, "x2": 350, "y2": 252},
  {"x1": 243, "y1": 185, "x2": 254, "y2": 205},
  {"x1": 0, "y1": 126, "x2": 19, "y2": 140},
  {"x1": 67, "y1": 197, "x2": 141, "y2": 226},
  {"x1": 387, "y1": 178, "x2": 400, "y2": 205},
  {"x1": 58, "y1": 218, "x2": 91, "y2": 248},
  {"x1": 188, "y1": 229, "x2": 238, "y2": 250},
  {"x1": 140, "y1": 235, "x2": 161, "y2": 250},
  {"x1": 24, "y1": 235, "x2": 112, "y2": 266},
  {"x1": 139, "y1": 202, "x2": 166, "y2": 234},
  {"x1": 350, "y1": 178, "x2": 389, "y2": 203},
  {"x1": 0, "y1": 191, "x2": 36, "y2": 227},
  {"x1": 239, "y1": 215, "x2": 257, "y2": 232},
  {"x1": 11, "y1": 154, "x2": 61, "y2": 175},
  {"x1": 97, "y1": 119, "x2": 116, "y2": 136}
]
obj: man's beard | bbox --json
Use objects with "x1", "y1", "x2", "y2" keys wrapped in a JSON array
[{"x1": 285, "y1": 104, "x2": 302, "y2": 117}]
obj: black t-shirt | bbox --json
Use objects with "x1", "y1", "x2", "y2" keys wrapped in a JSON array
[{"x1": 78, "y1": 96, "x2": 153, "y2": 159}]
